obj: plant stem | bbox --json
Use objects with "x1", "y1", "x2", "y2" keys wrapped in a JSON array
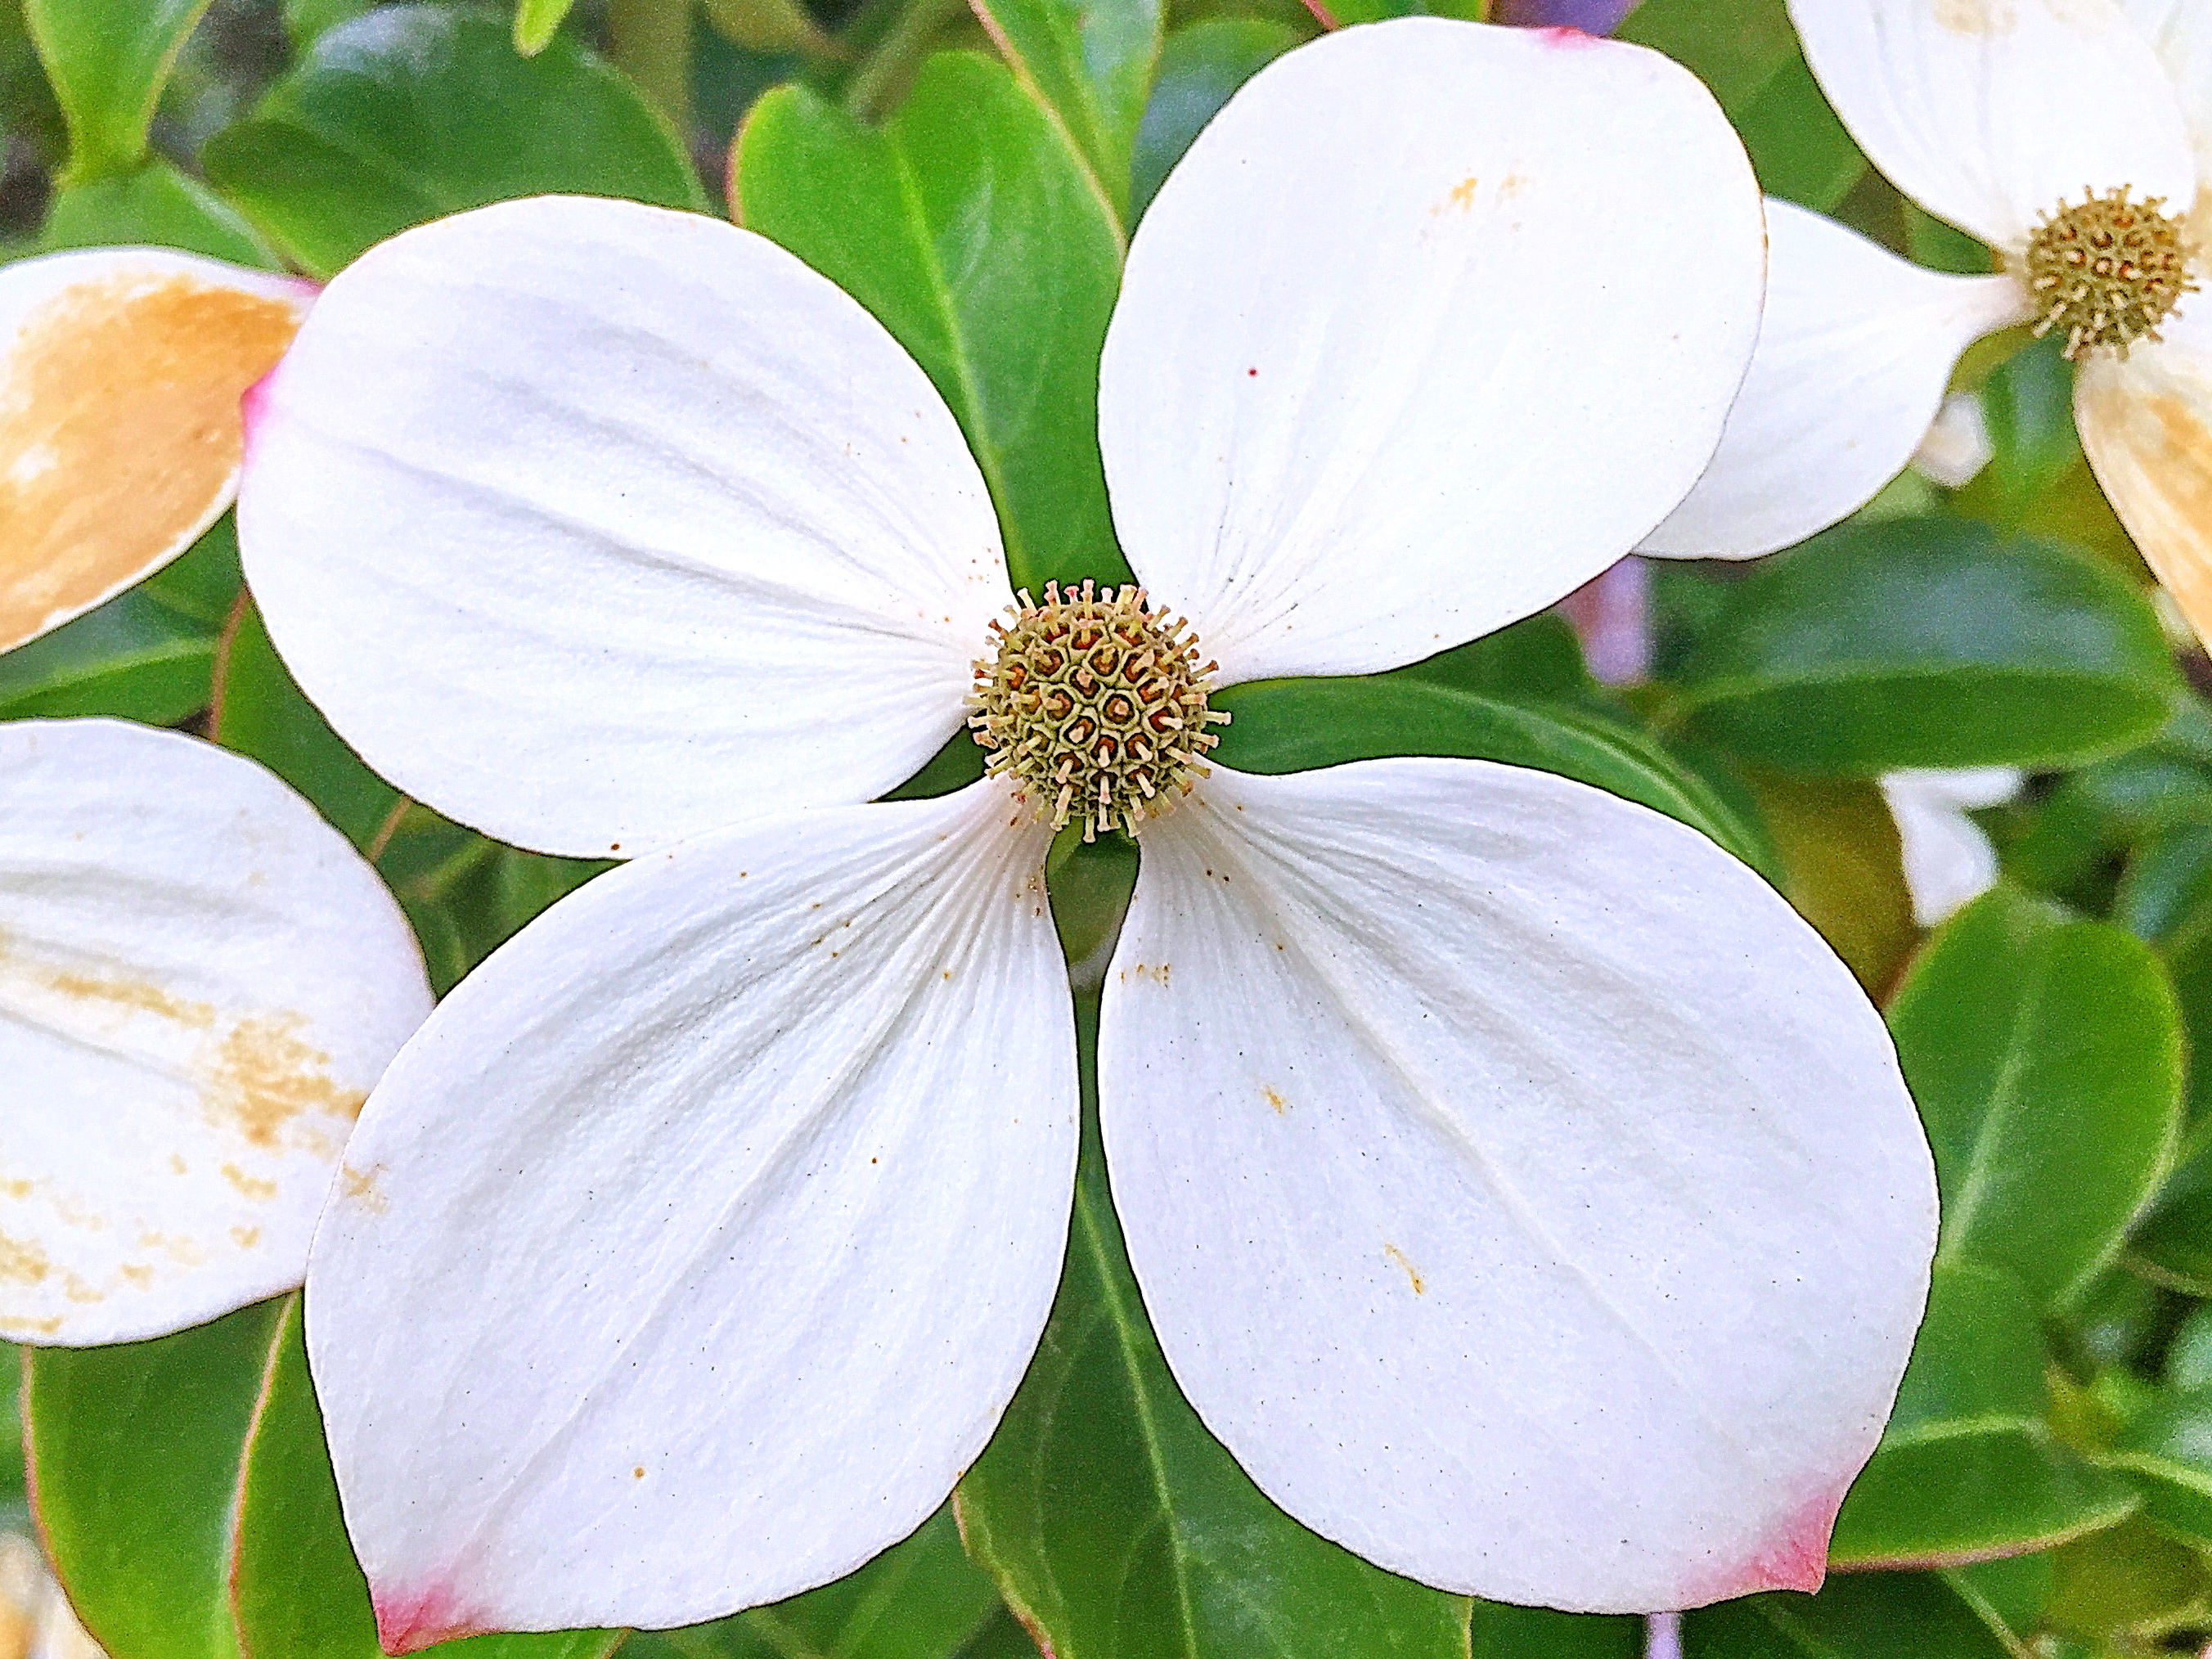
[
  {"x1": 1560, "y1": 554, "x2": 1652, "y2": 686},
  {"x1": 609, "y1": 0, "x2": 695, "y2": 140},
  {"x1": 842, "y1": 0, "x2": 966, "y2": 121}
]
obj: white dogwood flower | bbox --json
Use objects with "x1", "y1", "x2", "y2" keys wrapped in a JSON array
[
  {"x1": 1643, "y1": 0, "x2": 2212, "y2": 626},
  {"x1": 237, "y1": 18, "x2": 1937, "y2": 1644},
  {"x1": 1, "y1": 719, "x2": 427, "y2": 1347}
]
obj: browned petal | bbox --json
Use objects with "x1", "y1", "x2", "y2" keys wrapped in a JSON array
[
  {"x1": 0, "y1": 265, "x2": 307, "y2": 654},
  {"x1": 2077, "y1": 336, "x2": 2212, "y2": 648}
]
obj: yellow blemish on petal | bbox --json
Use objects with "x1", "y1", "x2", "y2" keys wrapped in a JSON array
[
  {"x1": 0, "y1": 272, "x2": 304, "y2": 653},
  {"x1": 2077, "y1": 358, "x2": 2212, "y2": 649},
  {"x1": 117, "y1": 1263, "x2": 152, "y2": 1288},
  {"x1": 339, "y1": 1162, "x2": 390, "y2": 1215},
  {"x1": 43, "y1": 969, "x2": 214, "y2": 1027},
  {"x1": 0, "y1": 1234, "x2": 48, "y2": 1285},
  {"x1": 1383, "y1": 1242, "x2": 1426, "y2": 1296},
  {"x1": 220, "y1": 1162, "x2": 278, "y2": 1201},
  {"x1": 1262, "y1": 1086, "x2": 1287, "y2": 1113},
  {"x1": 230, "y1": 1225, "x2": 262, "y2": 1249},
  {"x1": 202, "y1": 1011, "x2": 368, "y2": 1151},
  {"x1": 61, "y1": 1273, "x2": 100, "y2": 1304},
  {"x1": 1933, "y1": 0, "x2": 2014, "y2": 33}
]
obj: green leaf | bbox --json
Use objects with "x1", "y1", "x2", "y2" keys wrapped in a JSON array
[
  {"x1": 286, "y1": 0, "x2": 376, "y2": 47},
  {"x1": 513, "y1": 0, "x2": 578, "y2": 53},
  {"x1": 1213, "y1": 673, "x2": 1771, "y2": 870},
  {"x1": 1679, "y1": 1570, "x2": 2014, "y2": 1658},
  {"x1": 24, "y1": 0, "x2": 211, "y2": 180},
  {"x1": 2043, "y1": 1517, "x2": 2211, "y2": 1643},
  {"x1": 1467, "y1": 1604, "x2": 1639, "y2": 1658},
  {"x1": 2, "y1": 1350, "x2": 22, "y2": 1520},
  {"x1": 25, "y1": 1298, "x2": 283, "y2": 1659},
  {"x1": 1672, "y1": 518, "x2": 2183, "y2": 775},
  {"x1": 1393, "y1": 613, "x2": 1601, "y2": 707},
  {"x1": 214, "y1": 603, "x2": 402, "y2": 852},
  {"x1": 1829, "y1": 1261, "x2": 2138, "y2": 1568},
  {"x1": 1886, "y1": 886, "x2": 2183, "y2": 1311},
  {"x1": 970, "y1": 0, "x2": 1162, "y2": 220},
  {"x1": 1729, "y1": 52, "x2": 1865, "y2": 212},
  {"x1": 735, "y1": 52, "x2": 1126, "y2": 596},
  {"x1": 620, "y1": 1506, "x2": 1003, "y2": 1659},
  {"x1": 202, "y1": 2, "x2": 705, "y2": 278},
  {"x1": 701, "y1": 0, "x2": 830, "y2": 53},
  {"x1": 39, "y1": 159, "x2": 279, "y2": 264},
  {"x1": 2098, "y1": 1383, "x2": 2212, "y2": 1551},
  {"x1": 0, "y1": 517, "x2": 240, "y2": 723},
  {"x1": 1615, "y1": 0, "x2": 1794, "y2": 110},
  {"x1": 1129, "y1": 18, "x2": 1296, "y2": 223},
  {"x1": 230, "y1": 1297, "x2": 618, "y2": 1659},
  {"x1": 956, "y1": 995, "x2": 1471, "y2": 1659}
]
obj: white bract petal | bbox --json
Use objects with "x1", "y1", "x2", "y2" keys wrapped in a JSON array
[
  {"x1": 1643, "y1": 201, "x2": 2028, "y2": 558},
  {"x1": 0, "y1": 248, "x2": 311, "y2": 656},
  {"x1": 2075, "y1": 294, "x2": 2212, "y2": 645},
  {"x1": 308, "y1": 782, "x2": 1076, "y2": 1645},
  {"x1": 1881, "y1": 767, "x2": 2022, "y2": 926},
  {"x1": 1099, "y1": 759, "x2": 1936, "y2": 1612},
  {"x1": 1787, "y1": 0, "x2": 2196, "y2": 251},
  {"x1": 241, "y1": 196, "x2": 1009, "y2": 861},
  {"x1": 1912, "y1": 389, "x2": 1998, "y2": 488},
  {"x1": 1098, "y1": 18, "x2": 1764, "y2": 684},
  {"x1": 2115, "y1": 0, "x2": 2212, "y2": 186},
  {"x1": 1, "y1": 719, "x2": 428, "y2": 1347}
]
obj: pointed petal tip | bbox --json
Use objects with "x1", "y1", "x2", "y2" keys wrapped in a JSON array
[
  {"x1": 373, "y1": 1585, "x2": 488, "y2": 1654},
  {"x1": 1682, "y1": 1488, "x2": 1841, "y2": 1607}
]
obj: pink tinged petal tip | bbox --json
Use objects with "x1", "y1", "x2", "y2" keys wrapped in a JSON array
[
  {"x1": 239, "y1": 368, "x2": 279, "y2": 467},
  {"x1": 373, "y1": 1584, "x2": 490, "y2": 1655},
  {"x1": 1681, "y1": 1487, "x2": 1844, "y2": 1607}
]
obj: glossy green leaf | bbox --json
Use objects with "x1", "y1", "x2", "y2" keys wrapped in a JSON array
[
  {"x1": 214, "y1": 603, "x2": 402, "y2": 852},
  {"x1": 1829, "y1": 1261, "x2": 2138, "y2": 1568},
  {"x1": 1887, "y1": 887, "x2": 2183, "y2": 1310},
  {"x1": 1394, "y1": 613, "x2": 1602, "y2": 708},
  {"x1": 286, "y1": 0, "x2": 376, "y2": 47},
  {"x1": 1466, "y1": 1604, "x2": 1638, "y2": 1658},
  {"x1": 701, "y1": 0, "x2": 830, "y2": 52},
  {"x1": 2136, "y1": 1133, "x2": 2212, "y2": 1293},
  {"x1": 1615, "y1": 0, "x2": 1794, "y2": 110},
  {"x1": 2043, "y1": 1517, "x2": 2211, "y2": 1643},
  {"x1": 0, "y1": 518, "x2": 240, "y2": 724},
  {"x1": 1680, "y1": 1570, "x2": 2014, "y2": 1658},
  {"x1": 1672, "y1": 519, "x2": 2183, "y2": 775},
  {"x1": 202, "y1": 3, "x2": 705, "y2": 278},
  {"x1": 1945, "y1": 1550, "x2": 2053, "y2": 1647},
  {"x1": 1730, "y1": 52, "x2": 1865, "y2": 212},
  {"x1": 24, "y1": 0, "x2": 210, "y2": 179},
  {"x1": 957, "y1": 995, "x2": 1471, "y2": 1659},
  {"x1": 1129, "y1": 18, "x2": 1297, "y2": 222},
  {"x1": 1214, "y1": 674, "x2": 1771, "y2": 871},
  {"x1": 513, "y1": 0, "x2": 578, "y2": 53},
  {"x1": 735, "y1": 51, "x2": 1126, "y2": 596},
  {"x1": 40, "y1": 160, "x2": 277, "y2": 263},
  {"x1": 2, "y1": 1351, "x2": 23, "y2": 1522},
  {"x1": 25, "y1": 1298, "x2": 282, "y2": 1659},
  {"x1": 971, "y1": 0, "x2": 1161, "y2": 219},
  {"x1": 230, "y1": 1297, "x2": 618, "y2": 1659},
  {"x1": 619, "y1": 1506, "x2": 1003, "y2": 1659}
]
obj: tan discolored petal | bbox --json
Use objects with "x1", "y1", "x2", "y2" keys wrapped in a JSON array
[
  {"x1": 0, "y1": 250, "x2": 312, "y2": 656},
  {"x1": 2075, "y1": 301, "x2": 2212, "y2": 645}
]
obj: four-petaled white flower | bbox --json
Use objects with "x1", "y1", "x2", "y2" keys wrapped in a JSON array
[
  {"x1": 1640, "y1": 0, "x2": 2212, "y2": 638},
  {"x1": 234, "y1": 19, "x2": 1938, "y2": 1645}
]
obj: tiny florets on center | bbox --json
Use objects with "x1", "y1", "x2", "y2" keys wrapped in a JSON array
[
  {"x1": 2021, "y1": 185, "x2": 2197, "y2": 359},
  {"x1": 969, "y1": 580, "x2": 1230, "y2": 841}
]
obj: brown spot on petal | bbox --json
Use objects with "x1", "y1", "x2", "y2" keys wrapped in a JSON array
[
  {"x1": 230, "y1": 1225, "x2": 262, "y2": 1249},
  {"x1": 0, "y1": 272, "x2": 304, "y2": 653},
  {"x1": 339, "y1": 1162, "x2": 389, "y2": 1215},
  {"x1": 1382, "y1": 1242, "x2": 1425, "y2": 1296},
  {"x1": 0, "y1": 1234, "x2": 47, "y2": 1285},
  {"x1": 1262, "y1": 1086, "x2": 1287, "y2": 1113},
  {"x1": 203, "y1": 1011, "x2": 367, "y2": 1151},
  {"x1": 219, "y1": 1162, "x2": 277, "y2": 1202},
  {"x1": 117, "y1": 1263, "x2": 152, "y2": 1288},
  {"x1": 44, "y1": 967, "x2": 214, "y2": 1027}
]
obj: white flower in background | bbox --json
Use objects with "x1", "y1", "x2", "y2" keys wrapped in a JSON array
[
  {"x1": 0, "y1": 251, "x2": 312, "y2": 656},
  {"x1": 1642, "y1": 0, "x2": 2212, "y2": 635},
  {"x1": 0, "y1": 719, "x2": 428, "y2": 1347},
  {"x1": 238, "y1": 19, "x2": 1937, "y2": 1643},
  {"x1": 1881, "y1": 767, "x2": 2025, "y2": 926},
  {"x1": 1911, "y1": 389, "x2": 1998, "y2": 488}
]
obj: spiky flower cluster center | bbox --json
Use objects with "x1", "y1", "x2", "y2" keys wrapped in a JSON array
[
  {"x1": 969, "y1": 581, "x2": 1229, "y2": 841},
  {"x1": 2022, "y1": 186, "x2": 2197, "y2": 359}
]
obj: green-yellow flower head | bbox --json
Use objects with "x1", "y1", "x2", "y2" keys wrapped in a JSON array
[
  {"x1": 2022, "y1": 186, "x2": 2198, "y2": 360},
  {"x1": 969, "y1": 580, "x2": 1230, "y2": 842}
]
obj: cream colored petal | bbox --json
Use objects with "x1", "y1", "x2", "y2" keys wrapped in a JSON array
[
  {"x1": 2076, "y1": 298, "x2": 2212, "y2": 645},
  {"x1": 0, "y1": 249, "x2": 312, "y2": 657}
]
